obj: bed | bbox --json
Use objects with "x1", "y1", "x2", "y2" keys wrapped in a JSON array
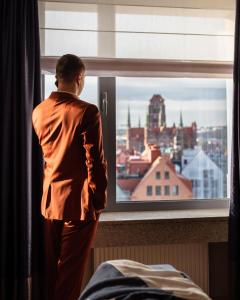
[{"x1": 79, "y1": 259, "x2": 211, "y2": 300}]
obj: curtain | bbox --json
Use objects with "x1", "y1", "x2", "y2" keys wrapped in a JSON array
[
  {"x1": 230, "y1": 0, "x2": 240, "y2": 299},
  {"x1": 0, "y1": 1, "x2": 45, "y2": 299}
]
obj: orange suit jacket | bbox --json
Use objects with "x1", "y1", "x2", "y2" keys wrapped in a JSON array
[{"x1": 32, "y1": 91, "x2": 107, "y2": 220}]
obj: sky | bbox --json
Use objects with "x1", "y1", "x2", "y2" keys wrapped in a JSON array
[
  {"x1": 45, "y1": 75, "x2": 230, "y2": 128},
  {"x1": 116, "y1": 77, "x2": 230, "y2": 128}
]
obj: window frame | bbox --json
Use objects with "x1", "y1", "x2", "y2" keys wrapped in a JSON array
[{"x1": 41, "y1": 56, "x2": 232, "y2": 212}]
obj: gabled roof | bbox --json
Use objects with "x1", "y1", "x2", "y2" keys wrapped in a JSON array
[
  {"x1": 182, "y1": 148, "x2": 223, "y2": 174},
  {"x1": 132, "y1": 155, "x2": 191, "y2": 193}
]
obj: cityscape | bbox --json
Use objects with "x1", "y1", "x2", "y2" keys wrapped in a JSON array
[{"x1": 116, "y1": 94, "x2": 227, "y2": 201}]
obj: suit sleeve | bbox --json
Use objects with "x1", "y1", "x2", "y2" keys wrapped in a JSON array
[{"x1": 81, "y1": 104, "x2": 108, "y2": 212}]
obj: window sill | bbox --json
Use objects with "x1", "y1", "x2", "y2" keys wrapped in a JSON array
[{"x1": 94, "y1": 208, "x2": 229, "y2": 247}]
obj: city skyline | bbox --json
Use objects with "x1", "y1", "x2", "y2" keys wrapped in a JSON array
[
  {"x1": 117, "y1": 77, "x2": 229, "y2": 129},
  {"x1": 44, "y1": 75, "x2": 230, "y2": 128}
]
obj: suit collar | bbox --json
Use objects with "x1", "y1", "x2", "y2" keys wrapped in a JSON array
[{"x1": 49, "y1": 91, "x2": 80, "y2": 101}]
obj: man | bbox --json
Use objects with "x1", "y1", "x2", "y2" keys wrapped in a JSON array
[{"x1": 32, "y1": 54, "x2": 107, "y2": 300}]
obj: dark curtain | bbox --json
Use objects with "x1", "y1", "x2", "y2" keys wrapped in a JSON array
[
  {"x1": 0, "y1": 1, "x2": 45, "y2": 299},
  {"x1": 230, "y1": 0, "x2": 240, "y2": 299}
]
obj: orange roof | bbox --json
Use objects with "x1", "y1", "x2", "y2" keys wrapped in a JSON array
[{"x1": 117, "y1": 178, "x2": 141, "y2": 193}]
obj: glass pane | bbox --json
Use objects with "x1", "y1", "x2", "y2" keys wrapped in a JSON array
[
  {"x1": 43, "y1": 75, "x2": 98, "y2": 106},
  {"x1": 39, "y1": 3, "x2": 235, "y2": 60},
  {"x1": 116, "y1": 33, "x2": 233, "y2": 61},
  {"x1": 44, "y1": 2, "x2": 97, "y2": 30},
  {"x1": 116, "y1": 6, "x2": 234, "y2": 35},
  {"x1": 40, "y1": 30, "x2": 98, "y2": 56},
  {"x1": 116, "y1": 77, "x2": 231, "y2": 201}
]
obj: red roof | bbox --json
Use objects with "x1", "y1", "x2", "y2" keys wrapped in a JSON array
[{"x1": 117, "y1": 178, "x2": 141, "y2": 193}]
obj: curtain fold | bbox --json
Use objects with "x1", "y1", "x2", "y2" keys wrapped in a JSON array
[
  {"x1": 0, "y1": 0, "x2": 45, "y2": 299},
  {"x1": 230, "y1": 0, "x2": 240, "y2": 299}
]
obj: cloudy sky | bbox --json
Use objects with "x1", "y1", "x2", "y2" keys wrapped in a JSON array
[
  {"x1": 116, "y1": 77, "x2": 231, "y2": 128},
  {"x1": 44, "y1": 75, "x2": 231, "y2": 128}
]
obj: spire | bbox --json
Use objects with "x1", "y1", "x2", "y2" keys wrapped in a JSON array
[
  {"x1": 179, "y1": 111, "x2": 183, "y2": 127},
  {"x1": 127, "y1": 105, "x2": 131, "y2": 128},
  {"x1": 138, "y1": 116, "x2": 141, "y2": 128}
]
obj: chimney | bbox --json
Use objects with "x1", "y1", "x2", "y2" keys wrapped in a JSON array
[{"x1": 148, "y1": 144, "x2": 161, "y2": 163}]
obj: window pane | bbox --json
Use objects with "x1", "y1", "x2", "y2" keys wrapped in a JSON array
[
  {"x1": 116, "y1": 33, "x2": 233, "y2": 61},
  {"x1": 156, "y1": 185, "x2": 161, "y2": 196},
  {"x1": 116, "y1": 77, "x2": 231, "y2": 201},
  {"x1": 147, "y1": 185, "x2": 153, "y2": 196},
  {"x1": 164, "y1": 185, "x2": 170, "y2": 195},
  {"x1": 172, "y1": 185, "x2": 179, "y2": 195},
  {"x1": 39, "y1": 2, "x2": 98, "y2": 56},
  {"x1": 116, "y1": 6, "x2": 234, "y2": 60},
  {"x1": 44, "y1": 2, "x2": 97, "y2": 30},
  {"x1": 164, "y1": 171, "x2": 170, "y2": 179},
  {"x1": 40, "y1": 30, "x2": 98, "y2": 56},
  {"x1": 116, "y1": 6, "x2": 234, "y2": 35},
  {"x1": 39, "y1": 3, "x2": 234, "y2": 60},
  {"x1": 43, "y1": 75, "x2": 98, "y2": 106}
]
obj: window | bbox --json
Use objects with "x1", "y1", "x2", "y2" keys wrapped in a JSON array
[
  {"x1": 164, "y1": 186, "x2": 170, "y2": 196},
  {"x1": 172, "y1": 185, "x2": 179, "y2": 196},
  {"x1": 164, "y1": 171, "x2": 170, "y2": 180},
  {"x1": 40, "y1": 1, "x2": 233, "y2": 211},
  {"x1": 203, "y1": 180, "x2": 209, "y2": 188},
  {"x1": 147, "y1": 186, "x2": 153, "y2": 196},
  {"x1": 203, "y1": 170, "x2": 208, "y2": 179},
  {"x1": 156, "y1": 186, "x2": 161, "y2": 196},
  {"x1": 192, "y1": 180, "x2": 201, "y2": 188}
]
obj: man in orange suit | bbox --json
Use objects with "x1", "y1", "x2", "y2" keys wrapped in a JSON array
[{"x1": 32, "y1": 54, "x2": 107, "y2": 300}]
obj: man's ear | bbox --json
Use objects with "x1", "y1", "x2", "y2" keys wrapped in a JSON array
[
  {"x1": 76, "y1": 73, "x2": 83, "y2": 85},
  {"x1": 78, "y1": 72, "x2": 84, "y2": 80}
]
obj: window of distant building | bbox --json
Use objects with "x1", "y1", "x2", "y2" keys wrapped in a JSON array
[
  {"x1": 204, "y1": 180, "x2": 209, "y2": 188},
  {"x1": 173, "y1": 185, "x2": 179, "y2": 196},
  {"x1": 156, "y1": 171, "x2": 161, "y2": 179},
  {"x1": 147, "y1": 185, "x2": 153, "y2": 196},
  {"x1": 203, "y1": 170, "x2": 208, "y2": 178},
  {"x1": 156, "y1": 185, "x2": 161, "y2": 195},
  {"x1": 164, "y1": 171, "x2": 170, "y2": 180},
  {"x1": 164, "y1": 185, "x2": 170, "y2": 195}
]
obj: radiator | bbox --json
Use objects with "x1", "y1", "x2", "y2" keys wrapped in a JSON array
[{"x1": 93, "y1": 243, "x2": 209, "y2": 294}]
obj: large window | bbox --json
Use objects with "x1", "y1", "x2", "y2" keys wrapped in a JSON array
[
  {"x1": 116, "y1": 77, "x2": 231, "y2": 202},
  {"x1": 39, "y1": 0, "x2": 234, "y2": 211}
]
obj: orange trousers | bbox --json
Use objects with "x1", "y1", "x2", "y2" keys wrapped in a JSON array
[{"x1": 44, "y1": 219, "x2": 99, "y2": 300}]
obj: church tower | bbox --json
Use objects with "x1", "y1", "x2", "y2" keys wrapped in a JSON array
[{"x1": 146, "y1": 94, "x2": 166, "y2": 129}]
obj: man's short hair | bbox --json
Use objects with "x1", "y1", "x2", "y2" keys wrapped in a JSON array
[{"x1": 56, "y1": 54, "x2": 85, "y2": 83}]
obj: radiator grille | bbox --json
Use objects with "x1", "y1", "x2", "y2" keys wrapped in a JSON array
[{"x1": 94, "y1": 243, "x2": 209, "y2": 293}]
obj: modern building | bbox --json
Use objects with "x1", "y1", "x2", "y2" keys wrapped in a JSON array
[{"x1": 181, "y1": 147, "x2": 224, "y2": 199}]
